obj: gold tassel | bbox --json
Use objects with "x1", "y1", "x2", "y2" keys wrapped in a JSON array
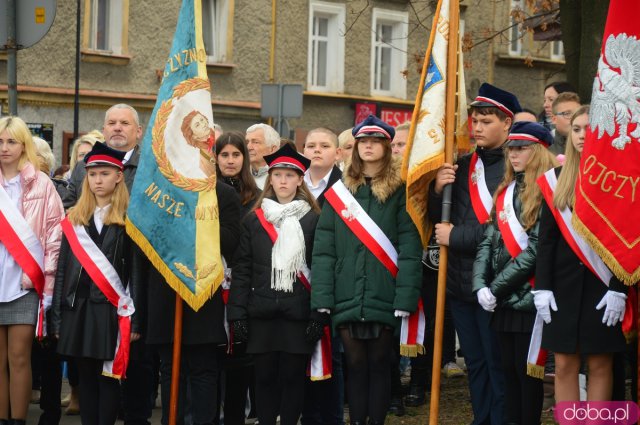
[
  {"x1": 526, "y1": 363, "x2": 545, "y2": 380},
  {"x1": 400, "y1": 344, "x2": 426, "y2": 358}
]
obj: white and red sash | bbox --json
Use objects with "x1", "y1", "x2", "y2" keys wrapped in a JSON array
[
  {"x1": 537, "y1": 169, "x2": 637, "y2": 338},
  {"x1": 495, "y1": 182, "x2": 547, "y2": 379},
  {"x1": 255, "y1": 209, "x2": 332, "y2": 381},
  {"x1": 468, "y1": 152, "x2": 493, "y2": 224},
  {"x1": 324, "y1": 180, "x2": 425, "y2": 357},
  {"x1": 60, "y1": 218, "x2": 134, "y2": 380},
  {"x1": 0, "y1": 184, "x2": 46, "y2": 338}
]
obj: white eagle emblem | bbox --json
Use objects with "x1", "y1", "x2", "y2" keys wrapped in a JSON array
[
  {"x1": 340, "y1": 201, "x2": 361, "y2": 222},
  {"x1": 590, "y1": 33, "x2": 640, "y2": 150},
  {"x1": 499, "y1": 204, "x2": 513, "y2": 224}
]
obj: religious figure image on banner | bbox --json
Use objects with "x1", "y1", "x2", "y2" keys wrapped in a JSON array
[{"x1": 161, "y1": 87, "x2": 216, "y2": 179}]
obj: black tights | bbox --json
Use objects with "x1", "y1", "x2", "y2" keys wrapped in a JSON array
[
  {"x1": 340, "y1": 328, "x2": 393, "y2": 423},
  {"x1": 253, "y1": 352, "x2": 308, "y2": 425},
  {"x1": 76, "y1": 357, "x2": 121, "y2": 425}
]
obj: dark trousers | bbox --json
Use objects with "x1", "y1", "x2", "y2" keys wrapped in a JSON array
[
  {"x1": 450, "y1": 298, "x2": 504, "y2": 425},
  {"x1": 253, "y1": 351, "x2": 308, "y2": 425},
  {"x1": 77, "y1": 357, "x2": 121, "y2": 425},
  {"x1": 340, "y1": 328, "x2": 393, "y2": 423},
  {"x1": 496, "y1": 331, "x2": 543, "y2": 425},
  {"x1": 122, "y1": 341, "x2": 154, "y2": 425},
  {"x1": 301, "y1": 334, "x2": 345, "y2": 425},
  {"x1": 157, "y1": 343, "x2": 221, "y2": 425},
  {"x1": 34, "y1": 338, "x2": 62, "y2": 425},
  {"x1": 222, "y1": 352, "x2": 253, "y2": 425}
]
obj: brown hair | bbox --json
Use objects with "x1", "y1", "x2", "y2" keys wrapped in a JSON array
[
  {"x1": 554, "y1": 105, "x2": 589, "y2": 210},
  {"x1": 552, "y1": 92, "x2": 581, "y2": 113},
  {"x1": 215, "y1": 131, "x2": 260, "y2": 206},
  {"x1": 471, "y1": 106, "x2": 512, "y2": 123},
  {"x1": 347, "y1": 137, "x2": 393, "y2": 181},
  {"x1": 493, "y1": 143, "x2": 559, "y2": 230}
]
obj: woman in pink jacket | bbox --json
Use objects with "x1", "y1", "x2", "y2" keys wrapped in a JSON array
[{"x1": 0, "y1": 116, "x2": 64, "y2": 425}]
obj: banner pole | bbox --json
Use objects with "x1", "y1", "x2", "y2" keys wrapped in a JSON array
[
  {"x1": 168, "y1": 294, "x2": 184, "y2": 425},
  {"x1": 429, "y1": 0, "x2": 459, "y2": 423}
]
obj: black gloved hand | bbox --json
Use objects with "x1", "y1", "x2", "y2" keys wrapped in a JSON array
[
  {"x1": 232, "y1": 320, "x2": 249, "y2": 343},
  {"x1": 305, "y1": 320, "x2": 325, "y2": 343}
]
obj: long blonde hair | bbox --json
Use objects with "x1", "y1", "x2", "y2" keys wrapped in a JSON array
[
  {"x1": 494, "y1": 143, "x2": 559, "y2": 230},
  {"x1": 253, "y1": 169, "x2": 320, "y2": 214},
  {"x1": 0, "y1": 116, "x2": 40, "y2": 172},
  {"x1": 554, "y1": 105, "x2": 589, "y2": 210},
  {"x1": 67, "y1": 169, "x2": 129, "y2": 226}
]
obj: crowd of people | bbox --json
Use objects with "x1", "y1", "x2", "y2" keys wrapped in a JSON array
[{"x1": 0, "y1": 80, "x2": 636, "y2": 425}]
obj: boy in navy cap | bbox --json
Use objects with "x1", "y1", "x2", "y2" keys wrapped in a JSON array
[{"x1": 426, "y1": 83, "x2": 522, "y2": 425}]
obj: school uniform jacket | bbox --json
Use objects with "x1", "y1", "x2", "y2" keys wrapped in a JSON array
[{"x1": 535, "y1": 168, "x2": 627, "y2": 353}]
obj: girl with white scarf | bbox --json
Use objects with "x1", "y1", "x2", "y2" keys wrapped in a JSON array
[{"x1": 227, "y1": 144, "x2": 323, "y2": 425}]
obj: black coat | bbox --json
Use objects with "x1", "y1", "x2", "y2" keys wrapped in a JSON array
[
  {"x1": 141, "y1": 182, "x2": 241, "y2": 345},
  {"x1": 62, "y1": 146, "x2": 140, "y2": 209},
  {"x1": 227, "y1": 205, "x2": 320, "y2": 354},
  {"x1": 535, "y1": 173, "x2": 627, "y2": 353},
  {"x1": 428, "y1": 147, "x2": 505, "y2": 302},
  {"x1": 51, "y1": 220, "x2": 141, "y2": 358}
]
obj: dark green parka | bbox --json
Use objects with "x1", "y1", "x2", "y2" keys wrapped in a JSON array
[
  {"x1": 472, "y1": 174, "x2": 538, "y2": 312},
  {"x1": 311, "y1": 158, "x2": 423, "y2": 330}
]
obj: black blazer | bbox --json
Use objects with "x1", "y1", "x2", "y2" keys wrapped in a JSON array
[{"x1": 315, "y1": 165, "x2": 342, "y2": 208}]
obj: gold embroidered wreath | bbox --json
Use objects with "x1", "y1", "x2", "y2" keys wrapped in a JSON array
[{"x1": 152, "y1": 78, "x2": 217, "y2": 192}]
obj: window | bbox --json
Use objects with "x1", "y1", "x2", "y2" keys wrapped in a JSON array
[
  {"x1": 550, "y1": 40, "x2": 564, "y2": 60},
  {"x1": 508, "y1": 0, "x2": 523, "y2": 56},
  {"x1": 83, "y1": 0, "x2": 125, "y2": 55},
  {"x1": 202, "y1": 0, "x2": 233, "y2": 63},
  {"x1": 308, "y1": 1, "x2": 345, "y2": 92},
  {"x1": 371, "y1": 9, "x2": 408, "y2": 99}
]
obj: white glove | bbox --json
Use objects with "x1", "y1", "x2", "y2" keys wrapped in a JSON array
[
  {"x1": 476, "y1": 287, "x2": 497, "y2": 312},
  {"x1": 595, "y1": 290, "x2": 627, "y2": 327},
  {"x1": 43, "y1": 295, "x2": 53, "y2": 312},
  {"x1": 531, "y1": 290, "x2": 558, "y2": 324},
  {"x1": 317, "y1": 308, "x2": 331, "y2": 314},
  {"x1": 394, "y1": 310, "x2": 410, "y2": 318}
]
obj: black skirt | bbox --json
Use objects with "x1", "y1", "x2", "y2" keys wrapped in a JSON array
[{"x1": 57, "y1": 297, "x2": 119, "y2": 360}]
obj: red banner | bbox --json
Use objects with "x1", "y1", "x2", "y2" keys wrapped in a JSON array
[{"x1": 573, "y1": 0, "x2": 640, "y2": 285}]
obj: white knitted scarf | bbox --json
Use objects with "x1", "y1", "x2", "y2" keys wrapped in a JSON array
[{"x1": 261, "y1": 198, "x2": 311, "y2": 292}]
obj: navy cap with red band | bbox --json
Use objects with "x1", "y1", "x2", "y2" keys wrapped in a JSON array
[
  {"x1": 263, "y1": 143, "x2": 311, "y2": 174},
  {"x1": 352, "y1": 114, "x2": 395, "y2": 141},
  {"x1": 84, "y1": 142, "x2": 126, "y2": 170},
  {"x1": 470, "y1": 83, "x2": 522, "y2": 118},
  {"x1": 507, "y1": 121, "x2": 554, "y2": 148}
]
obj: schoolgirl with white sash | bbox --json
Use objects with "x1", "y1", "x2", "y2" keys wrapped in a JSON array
[
  {"x1": 471, "y1": 121, "x2": 558, "y2": 425},
  {"x1": 226, "y1": 144, "x2": 324, "y2": 425},
  {"x1": 311, "y1": 115, "x2": 423, "y2": 425},
  {"x1": 51, "y1": 142, "x2": 138, "y2": 425},
  {"x1": 0, "y1": 116, "x2": 64, "y2": 425},
  {"x1": 532, "y1": 105, "x2": 630, "y2": 403}
]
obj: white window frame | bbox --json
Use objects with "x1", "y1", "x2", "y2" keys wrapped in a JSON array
[
  {"x1": 370, "y1": 8, "x2": 408, "y2": 99},
  {"x1": 88, "y1": 0, "x2": 123, "y2": 54},
  {"x1": 202, "y1": 0, "x2": 230, "y2": 63},
  {"x1": 508, "y1": 0, "x2": 523, "y2": 56},
  {"x1": 307, "y1": 1, "x2": 346, "y2": 93},
  {"x1": 550, "y1": 40, "x2": 564, "y2": 61}
]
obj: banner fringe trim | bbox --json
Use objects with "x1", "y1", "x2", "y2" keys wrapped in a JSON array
[
  {"x1": 310, "y1": 374, "x2": 332, "y2": 382},
  {"x1": 572, "y1": 215, "x2": 640, "y2": 285},
  {"x1": 126, "y1": 219, "x2": 222, "y2": 312},
  {"x1": 400, "y1": 343, "x2": 425, "y2": 358}
]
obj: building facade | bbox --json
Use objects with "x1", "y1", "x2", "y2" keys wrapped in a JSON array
[{"x1": 0, "y1": 0, "x2": 565, "y2": 163}]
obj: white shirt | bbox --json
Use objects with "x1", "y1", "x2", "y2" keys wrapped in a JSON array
[
  {"x1": 304, "y1": 169, "x2": 333, "y2": 200},
  {"x1": 123, "y1": 148, "x2": 135, "y2": 165},
  {"x1": 0, "y1": 175, "x2": 29, "y2": 302},
  {"x1": 94, "y1": 204, "x2": 111, "y2": 234}
]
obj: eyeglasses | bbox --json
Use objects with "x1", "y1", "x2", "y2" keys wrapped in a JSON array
[{"x1": 554, "y1": 111, "x2": 574, "y2": 118}]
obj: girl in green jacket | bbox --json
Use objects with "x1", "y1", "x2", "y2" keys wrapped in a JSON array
[
  {"x1": 311, "y1": 115, "x2": 422, "y2": 425},
  {"x1": 472, "y1": 121, "x2": 558, "y2": 425}
]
